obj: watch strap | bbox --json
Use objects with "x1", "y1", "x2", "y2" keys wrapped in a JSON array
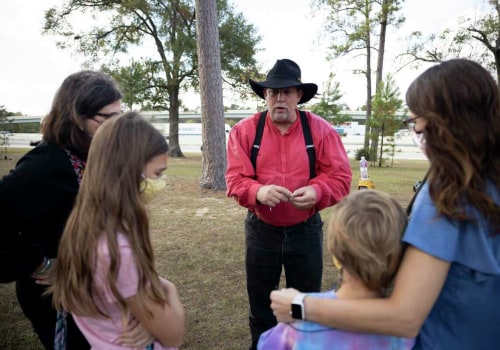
[{"x1": 291, "y1": 293, "x2": 307, "y2": 320}]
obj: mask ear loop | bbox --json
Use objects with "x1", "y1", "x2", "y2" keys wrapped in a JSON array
[
  {"x1": 333, "y1": 256, "x2": 343, "y2": 291},
  {"x1": 140, "y1": 174, "x2": 147, "y2": 192},
  {"x1": 411, "y1": 129, "x2": 426, "y2": 155}
]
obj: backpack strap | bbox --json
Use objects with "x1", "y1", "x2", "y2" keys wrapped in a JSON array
[
  {"x1": 251, "y1": 110, "x2": 316, "y2": 179},
  {"x1": 299, "y1": 110, "x2": 316, "y2": 179},
  {"x1": 406, "y1": 170, "x2": 429, "y2": 218}
]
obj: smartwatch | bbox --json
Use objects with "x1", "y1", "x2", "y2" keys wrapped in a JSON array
[{"x1": 291, "y1": 293, "x2": 306, "y2": 320}]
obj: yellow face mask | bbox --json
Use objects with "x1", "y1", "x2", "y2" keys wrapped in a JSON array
[{"x1": 140, "y1": 175, "x2": 166, "y2": 203}]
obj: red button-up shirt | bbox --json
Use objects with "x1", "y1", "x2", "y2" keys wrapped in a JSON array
[{"x1": 225, "y1": 110, "x2": 352, "y2": 226}]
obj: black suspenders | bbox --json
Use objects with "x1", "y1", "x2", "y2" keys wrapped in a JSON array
[
  {"x1": 250, "y1": 110, "x2": 316, "y2": 179},
  {"x1": 250, "y1": 111, "x2": 267, "y2": 177}
]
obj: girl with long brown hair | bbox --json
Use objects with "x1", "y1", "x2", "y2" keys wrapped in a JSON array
[{"x1": 50, "y1": 112, "x2": 184, "y2": 349}]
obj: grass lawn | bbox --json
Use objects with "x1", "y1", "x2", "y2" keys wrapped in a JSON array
[{"x1": 0, "y1": 149, "x2": 429, "y2": 349}]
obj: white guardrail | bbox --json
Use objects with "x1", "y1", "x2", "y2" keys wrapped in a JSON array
[{"x1": 3, "y1": 132, "x2": 427, "y2": 160}]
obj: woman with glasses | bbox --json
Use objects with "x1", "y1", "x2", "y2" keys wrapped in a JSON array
[
  {"x1": 270, "y1": 59, "x2": 500, "y2": 349},
  {"x1": 0, "y1": 70, "x2": 122, "y2": 349}
]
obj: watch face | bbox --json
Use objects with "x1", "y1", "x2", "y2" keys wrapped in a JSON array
[{"x1": 291, "y1": 303, "x2": 302, "y2": 319}]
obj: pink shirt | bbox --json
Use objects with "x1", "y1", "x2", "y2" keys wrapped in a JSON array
[
  {"x1": 226, "y1": 110, "x2": 352, "y2": 226},
  {"x1": 73, "y1": 233, "x2": 176, "y2": 350}
]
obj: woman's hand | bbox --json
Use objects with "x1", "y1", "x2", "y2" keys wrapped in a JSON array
[
  {"x1": 270, "y1": 288, "x2": 300, "y2": 323},
  {"x1": 117, "y1": 319, "x2": 155, "y2": 348},
  {"x1": 32, "y1": 258, "x2": 56, "y2": 285}
]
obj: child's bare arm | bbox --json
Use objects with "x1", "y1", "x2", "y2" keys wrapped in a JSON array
[{"x1": 126, "y1": 278, "x2": 185, "y2": 348}]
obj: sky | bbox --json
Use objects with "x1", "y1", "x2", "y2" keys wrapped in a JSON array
[{"x1": 0, "y1": 0, "x2": 485, "y2": 116}]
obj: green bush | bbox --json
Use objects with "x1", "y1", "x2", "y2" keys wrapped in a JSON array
[{"x1": 355, "y1": 147, "x2": 370, "y2": 160}]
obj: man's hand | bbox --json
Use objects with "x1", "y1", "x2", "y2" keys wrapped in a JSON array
[
  {"x1": 270, "y1": 288, "x2": 300, "y2": 323},
  {"x1": 256, "y1": 185, "x2": 293, "y2": 207},
  {"x1": 289, "y1": 186, "x2": 316, "y2": 210}
]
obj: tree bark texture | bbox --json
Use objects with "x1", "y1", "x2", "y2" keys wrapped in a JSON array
[{"x1": 195, "y1": 0, "x2": 227, "y2": 190}]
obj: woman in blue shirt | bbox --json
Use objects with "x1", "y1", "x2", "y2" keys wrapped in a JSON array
[{"x1": 270, "y1": 59, "x2": 500, "y2": 349}]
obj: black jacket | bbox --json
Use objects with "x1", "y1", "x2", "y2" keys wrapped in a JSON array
[{"x1": 0, "y1": 142, "x2": 79, "y2": 282}]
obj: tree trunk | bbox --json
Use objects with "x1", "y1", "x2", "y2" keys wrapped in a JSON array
[
  {"x1": 364, "y1": 49, "x2": 372, "y2": 150},
  {"x1": 496, "y1": 50, "x2": 500, "y2": 89},
  {"x1": 167, "y1": 85, "x2": 185, "y2": 158},
  {"x1": 376, "y1": 0, "x2": 388, "y2": 90},
  {"x1": 363, "y1": 1, "x2": 373, "y2": 150},
  {"x1": 195, "y1": 0, "x2": 227, "y2": 190},
  {"x1": 378, "y1": 120, "x2": 385, "y2": 167},
  {"x1": 495, "y1": 0, "x2": 500, "y2": 88},
  {"x1": 370, "y1": 0, "x2": 389, "y2": 162}
]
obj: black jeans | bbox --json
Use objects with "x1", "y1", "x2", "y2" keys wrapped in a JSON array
[
  {"x1": 244, "y1": 211, "x2": 323, "y2": 350},
  {"x1": 16, "y1": 278, "x2": 89, "y2": 350}
]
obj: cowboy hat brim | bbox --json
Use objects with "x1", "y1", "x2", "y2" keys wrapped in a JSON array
[{"x1": 249, "y1": 78, "x2": 318, "y2": 105}]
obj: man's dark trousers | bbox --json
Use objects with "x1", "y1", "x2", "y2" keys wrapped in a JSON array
[{"x1": 244, "y1": 211, "x2": 323, "y2": 350}]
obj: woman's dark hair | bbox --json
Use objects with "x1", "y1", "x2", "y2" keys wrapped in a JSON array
[
  {"x1": 406, "y1": 59, "x2": 500, "y2": 233},
  {"x1": 41, "y1": 70, "x2": 122, "y2": 157}
]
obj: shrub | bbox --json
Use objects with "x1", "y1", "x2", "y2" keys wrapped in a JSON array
[{"x1": 355, "y1": 147, "x2": 370, "y2": 160}]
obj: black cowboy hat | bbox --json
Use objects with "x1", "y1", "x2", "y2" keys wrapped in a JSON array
[{"x1": 249, "y1": 59, "x2": 318, "y2": 104}]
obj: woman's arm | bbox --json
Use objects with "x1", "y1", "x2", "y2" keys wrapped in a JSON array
[
  {"x1": 0, "y1": 146, "x2": 77, "y2": 281},
  {"x1": 126, "y1": 278, "x2": 185, "y2": 348},
  {"x1": 271, "y1": 246, "x2": 451, "y2": 338}
]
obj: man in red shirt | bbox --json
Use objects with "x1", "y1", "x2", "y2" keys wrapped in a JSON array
[{"x1": 225, "y1": 59, "x2": 352, "y2": 350}]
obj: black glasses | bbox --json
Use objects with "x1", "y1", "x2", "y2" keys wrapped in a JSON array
[
  {"x1": 90, "y1": 110, "x2": 123, "y2": 125},
  {"x1": 90, "y1": 117, "x2": 105, "y2": 126},
  {"x1": 266, "y1": 88, "x2": 297, "y2": 98},
  {"x1": 95, "y1": 110, "x2": 123, "y2": 118},
  {"x1": 402, "y1": 116, "x2": 420, "y2": 131}
]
